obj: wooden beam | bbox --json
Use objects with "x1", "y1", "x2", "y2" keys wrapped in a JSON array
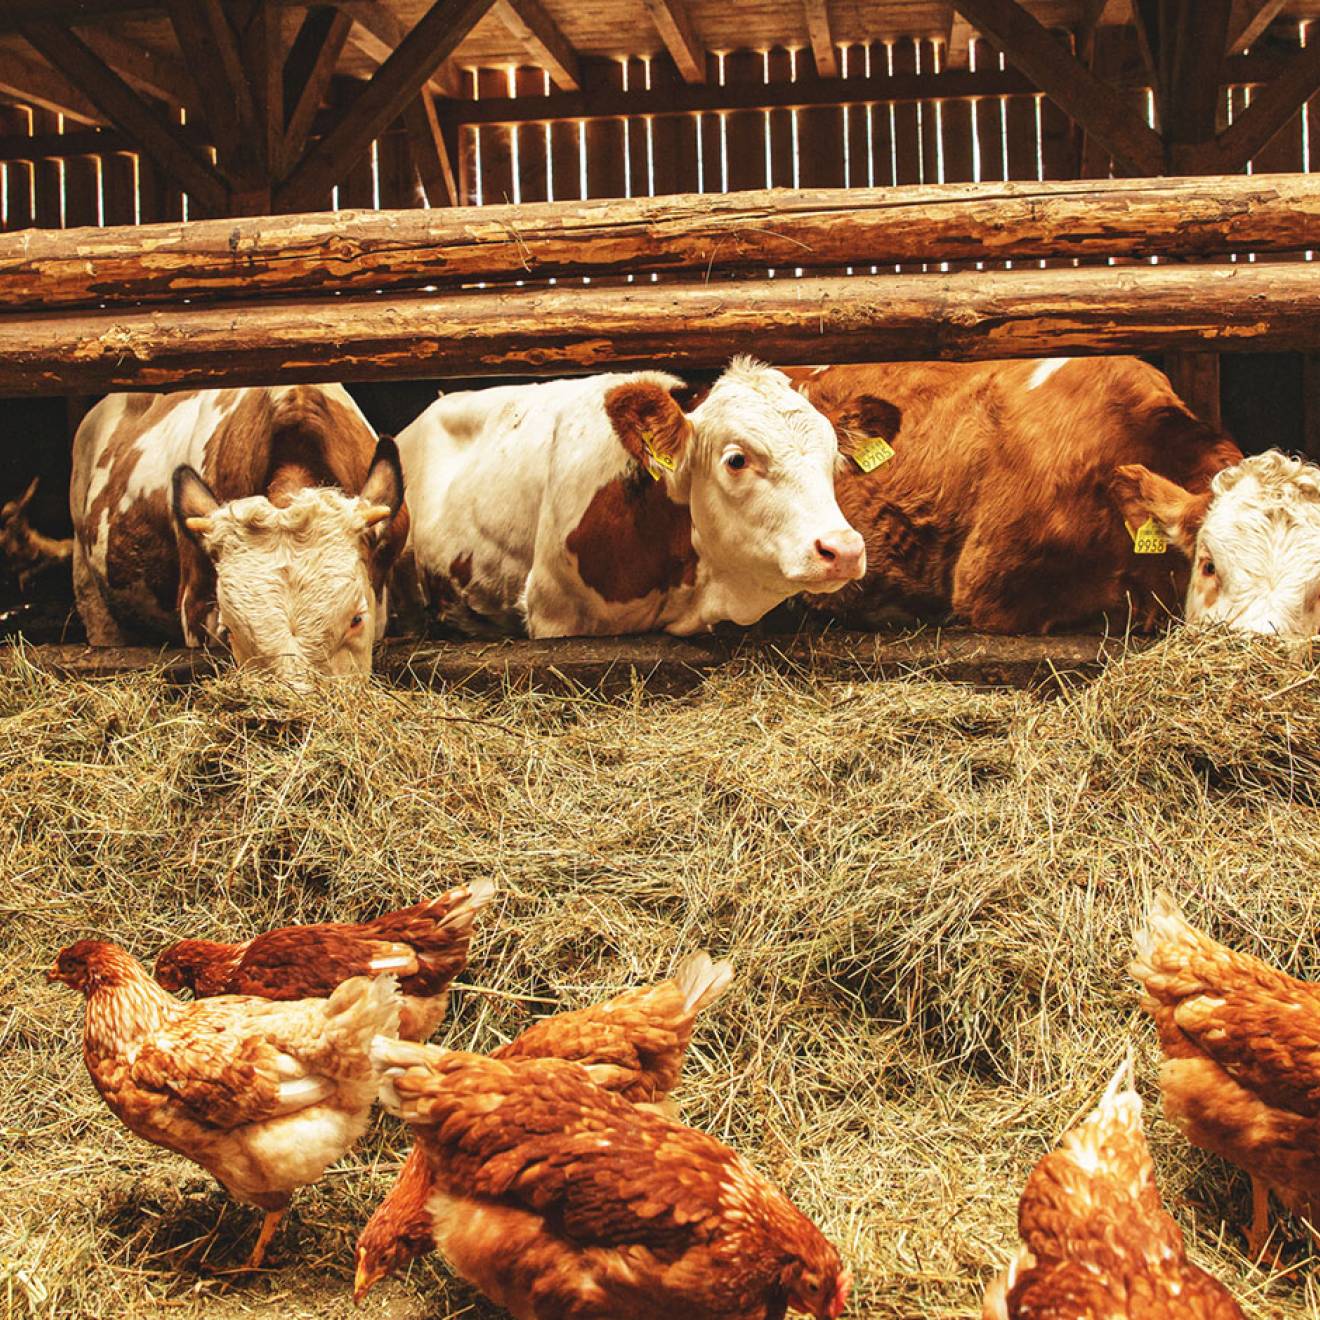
[
  {"x1": 1180, "y1": 35, "x2": 1320, "y2": 172},
  {"x1": 803, "y1": 0, "x2": 838, "y2": 78},
  {"x1": 237, "y1": 0, "x2": 283, "y2": 199},
  {"x1": 4, "y1": 175, "x2": 1317, "y2": 312},
  {"x1": 1164, "y1": 0, "x2": 1233, "y2": 146},
  {"x1": 0, "y1": 43, "x2": 101, "y2": 121},
  {"x1": 946, "y1": 12, "x2": 974, "y2": 70},
  {"x1": 77, "y1": 29, "x2": 193, "y2": 108},
  {"x1": 642, "y1": 0, "x2": 705, "y2": 84},
  {"x1": 401, "y1": 86, "x2": 457, "y2": 206},
  {"x1": 4, "y1": 261, "x2": 1318, "y2": 395},
  {"x1": 490, "y1": 0, "x2": 579, "y2": 90},
  {"x1": 18, "y1": 22, "x2": 229, "y2": 210},
  {"x1": 1228, "y1": 0, "x2": 1287, "y2": 54},
  {"x1": 275, "y1": 0, "x2": 497, "y2": 212},
  {"x1": 335, "y1": 0, "x2": 461, "y2": 99},
  {"x1": 953, "y1": 0, "x2": 1165, "y2": 174},
  {"x1": 165, "y1": 0, "x2": 255, "y2": 165},
  {"x1": 283, "y1": 6, "x2": 354, "y2": 171}
]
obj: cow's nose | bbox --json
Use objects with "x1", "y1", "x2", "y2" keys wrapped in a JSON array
[{"x1": 813, "y1": 530, "x2": 866, "y2": 581}]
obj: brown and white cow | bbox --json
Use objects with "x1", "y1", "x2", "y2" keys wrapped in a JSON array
[
  {"x1": 394, "y1": 358, "x2": 865, "y2": 638},
  {"x1": 786, "y1": 357, "x2": 1251, "y2": 634},
  {"x1": 71, "y1": 385, "x2": 407, "y2": 679},
  {"x1": 1, "y1": 477, "x2": 73, "y2": 594}
]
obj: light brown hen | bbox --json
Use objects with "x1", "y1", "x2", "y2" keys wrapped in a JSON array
[
  {"x1": 50, "y1": 939, "x2": 399, "y2": 1269},
  {"x1": 366, "y1": 1040, "x2": 848, "y2": 1320},
  {"x1": 1131, "y1": 889, "x2": 1320, "y2": 1260},
  {"x1": 983, "y1": 1059, "x2": 1243, "y2": 1319}
]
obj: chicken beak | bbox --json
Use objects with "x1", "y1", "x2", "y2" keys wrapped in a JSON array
[
  {"x1": 46, "y1": 965, "x2": 69, "y2": 985},
  {"x1": 352, "y1": 1249, "x2": 382, "y2": 1304}
]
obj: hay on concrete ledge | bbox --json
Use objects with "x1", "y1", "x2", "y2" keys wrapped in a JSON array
[{"x1": 2, "y1": 628, "x2": 1319, "y2": 1319}]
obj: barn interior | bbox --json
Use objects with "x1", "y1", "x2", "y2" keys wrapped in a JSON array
[{"x1": 3, "y1": 5, "x2": 1320, "y2": 1320}]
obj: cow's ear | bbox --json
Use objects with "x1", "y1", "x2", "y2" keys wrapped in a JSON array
[
  {"x1": 838, "y1": 395, "x2": 902, "y2": 444},
  {"x1": 173, "y1": 465, "x2": 222, "y2": 548},
  {"x1": 605, "y1": 381, "x2": 694, "y2": 475},
  {"x1": 359, "y1": 436, "x2": 405, "y2": 541},
  {"x1": 1110, "y1": 464, "x2": 1210, "y2": 556}
]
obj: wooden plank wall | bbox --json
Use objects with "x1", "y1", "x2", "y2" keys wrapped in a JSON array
[{"x1": 1, "y1": 22, "x2": 1316, "y2": 237}]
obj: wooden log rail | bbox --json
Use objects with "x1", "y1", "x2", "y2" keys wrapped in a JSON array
[
  {"x1": 3, "y1": 260, "x2": 1318, "y2": 394},
  {"x1": 0, "y1": 175, "x2": 1316, "y2": 312}
]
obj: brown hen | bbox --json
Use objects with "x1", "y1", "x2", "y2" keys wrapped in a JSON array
[
  {"x1": 364, "y1": 1041, "x2": 848, "y2": 1320},
  {"x1": 1132, "y1": 889, "x2": 1320, "y2": 1260},
  {"x1": 154, "y1": 879, "x2": 493, "y2": 1041},
  {"x1": 983, "y1": 1059, "x2": 1243, "y2": 1319},
  {"x1": 354, "y1": 949, "x2": 734, "y2": 1299},
  {"x1": 50, "y1": 939, "x2": 400, "y2": 1269}
]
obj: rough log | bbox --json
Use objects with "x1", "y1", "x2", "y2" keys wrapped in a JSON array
[
  {"x1": 24, "y1": 631, "x2": 1151, "y2": 694},
  {"x1": 0, "y1": 175, "x2": 1316, "y2": 313},
  {"x1": 2, "y1": 260, "x2": 1318, "y2": 395}
]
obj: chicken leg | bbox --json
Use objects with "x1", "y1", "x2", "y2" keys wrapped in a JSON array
[
  {"x1": 1245, "y1": 1177, "x2": 1273, "y2": 1263},
  {"x1": 246, "y1": 1209, "x2": 284, "y2": 1270}
]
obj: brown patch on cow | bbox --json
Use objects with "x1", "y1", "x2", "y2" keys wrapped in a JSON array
[
  {"x1": 566, "y1": 471, "x2": 696, "y2": 603},
  {"x1": 792, "y1": 358, "x2": 1242, "y2": 634},
  {"x1": 449, "y1": 553, "x2": 473, "y2": 589},
  {"x1": 603, "y1": 381, "x2": 692, "y2": 470}
]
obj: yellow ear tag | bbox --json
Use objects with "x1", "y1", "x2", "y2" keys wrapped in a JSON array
[
  {"x1": 853, "y1": 436, "x2": 895, "y2": 474},
  {"x1": 1127, "y1": 517, "x2": 1168, "y2": 555},
  {"x1": 640, "y1": 429, "x2": 675, "y2": 479}
]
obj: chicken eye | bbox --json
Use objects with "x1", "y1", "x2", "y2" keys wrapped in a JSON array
[{"x1": 725, "y1": 452, "x2": 747, "y2": 471}]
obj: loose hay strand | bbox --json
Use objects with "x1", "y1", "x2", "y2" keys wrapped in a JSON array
[{"x1": 2, "y1": 629, "x2": 1319, "y2": 1317}]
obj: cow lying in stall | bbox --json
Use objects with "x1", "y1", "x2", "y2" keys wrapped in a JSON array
[
  {"x1": 1, "y1": 477, "x2": 73, "y2": 595},
  {"x1": 395, "y1": 357, "x2": 865, "y2": 637},
  {"x1": 71, "y1": 386, "x2": 407, "y2": 680},
  {"x1": 786, "y1": 356, "x2": 1319, "y2": 636}
]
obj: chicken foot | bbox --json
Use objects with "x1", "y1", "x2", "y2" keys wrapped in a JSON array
[{"x1": 245, "y1": 1209, "x2": 285, "y2": 1271}]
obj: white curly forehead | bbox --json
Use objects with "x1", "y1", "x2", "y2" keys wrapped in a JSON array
[
  {"x1": 1204, "y1": 450, "x2": 1320, "y2": 545},
  {"x1": 693, "y1": 357, "x2": 835, "y2": 457}
]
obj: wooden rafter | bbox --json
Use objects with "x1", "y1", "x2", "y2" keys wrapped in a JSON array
[
  {"x1": 165, "y1": 0, "x2": 256, "y2": 161},
  {"x1": 238, "y1": 1, "x2": 283, "y2": 193},
  {"x1": 78, "y1": 29, "x2": 193, "y2": 108},
  {"x1": 1228, "y1": 0, "x2": 1287, "y2": 54},
  {"x1": 402, "y1": 85, "x2": 457, "y2": 206},
  {"x1": 802, "y1": 0, "x2": 838, "y2": 78},
  {"x1": 642, "y1": 0, "x2": 705, "y2": 84},
  {"x1": 335, "y1": 1, "x2": 461, "y2": 99},
  {"x1": 1181, "y1": 34, "x2": 1320, "y2": 171},
  {"x1": 491, "y1": 0, "x2": 580, "y2": 91},
  {"x1": 953, "y1": 0, "x2": 1164, "y2": 174},
  {"x1": 275, "y1": 0, "x2": 497, "y2": 212},
  {"x1": 0, "y1": 43, "x2": 100, "y2": 121},
  {"x1": 19, "y1": 21, "x2": 229, "y2": 210},
  {"x1": 1164, "y1": 0, "x2": 1232, "y2": 145},
  {"x1": 283, "y1": 6, "x2": 353, "y2": 170},
  {"x1": 945, "y1": 13, "x2": 974, "y2": 70}
]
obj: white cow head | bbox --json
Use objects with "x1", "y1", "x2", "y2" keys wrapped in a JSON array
[
  {"x1": 1113, "y1": 450, "x2": 1320, "y2": 637},
  {"x1": 172, "y1": 438, "x2": 406, "y2": 680},
  {"x1": 605, "y1": 358, "x2": 865, "y2": 624}
]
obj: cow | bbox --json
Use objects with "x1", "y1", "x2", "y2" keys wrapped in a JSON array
[
  {"x1": 783, "y1": 356, "x2": 1273, "y2": 635},
  {"x1": 71, "y1": 385, "x2": 407, "y2": 680},
  {"x1": 394, "y1": 358, "x2": 865, "y2": 638},
  {"x1": 1, "y1": 477, "x2": 73, "y2": 595}
]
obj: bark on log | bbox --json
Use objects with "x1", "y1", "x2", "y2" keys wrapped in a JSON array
[
  {"x1": 0, "y1": 174, "x2": 1317, "y2": 312},
  {"x1": 3, "y1": 261, "x2": 1318, "y2": 394}
]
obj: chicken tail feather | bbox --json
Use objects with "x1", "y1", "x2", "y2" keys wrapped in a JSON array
[
  {"x1": 323, "y1": 973, "x2": 402, "y2": 1061},
  {"x1": 673, "y1": 950, "x2": 735, "y2": 1015}
]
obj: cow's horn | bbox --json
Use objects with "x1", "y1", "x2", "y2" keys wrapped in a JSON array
[
  {"x1": 362, "y1": 504, "x2": 394, "y2": 526},
  {"x1": 185, "y1": 516, "x2": 214, "y2": 534}
]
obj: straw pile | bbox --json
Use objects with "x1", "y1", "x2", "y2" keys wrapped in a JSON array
[{"x1": 2, "y1": 628, "x2": 1319, "y2": 1319}]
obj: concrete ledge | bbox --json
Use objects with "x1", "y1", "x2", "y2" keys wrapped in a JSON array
[{"x1": 16, "y1": 630, "x2": 1155, "y2": 695}]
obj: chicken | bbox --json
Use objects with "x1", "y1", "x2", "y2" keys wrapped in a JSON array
[
  {"x1": 361, "y1": 1040, "x2": 849, "y2": 1320},
  {"x1": 1131, "y1": 889, "x2": 1320, "y2": 1261},
  {"x1": 493, "y1": 949, "x2": 733, "y2": 1111},
  {"x1": 983, "y1": 1059, "x2": 1243, "y2": 1319},
  {"x1": 354, "y1": 949, "x2": 734, "y2": 1299},
  {"x1": 49, "y1": 939, "x2": 400, "y2": 1269},
  {"x1": 154, "y1": 879, "x2": 493, "y2": 1042}
]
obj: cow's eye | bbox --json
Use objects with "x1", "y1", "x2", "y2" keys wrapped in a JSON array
[
  {"x1": 347, "y1": 612, "x2": 365, "y2": 632},
  {"x1": 1201, "y1": 558, "x2": 1216, "y2": 577},
  {"x1": 725, "y1": 452, "x2": 747, "y2": 471}
]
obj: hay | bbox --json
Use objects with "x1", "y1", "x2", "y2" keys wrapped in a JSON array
[{"x1": 2, "y1": 628, "x2": 1320, "y2": 1319}]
